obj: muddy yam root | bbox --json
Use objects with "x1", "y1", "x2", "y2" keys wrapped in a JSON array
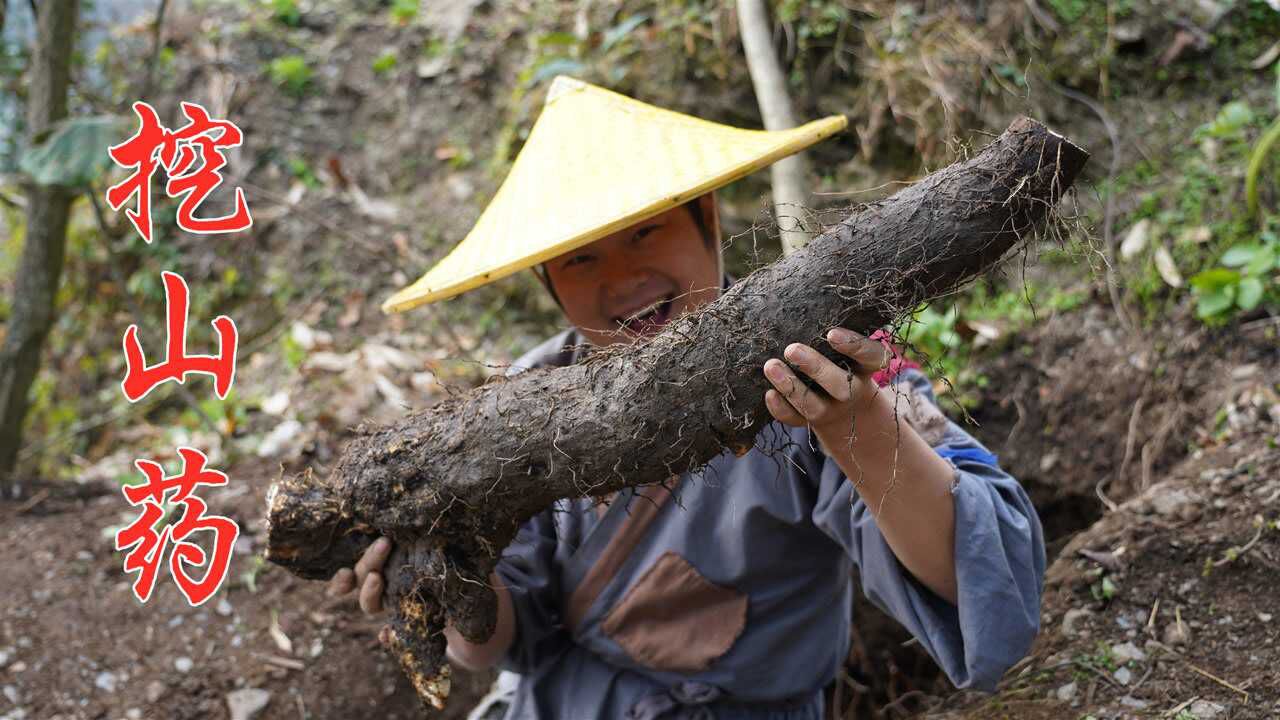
[{"x1": 264, "y1": 116, "x2": 1088, "y2": 711}]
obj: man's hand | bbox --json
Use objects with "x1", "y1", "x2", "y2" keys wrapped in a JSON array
[
  {"x1": 762, "y1": 327, "x2": 888, "y2": 438},
  {"x1": 326, "y1": 536, "x2": 393, "y2": 615}
]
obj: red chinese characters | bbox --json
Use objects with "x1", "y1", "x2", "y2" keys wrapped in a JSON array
[
  {"x1": 110, "y1": 99, "x2": 248, "y2": 608},
  {"x1": 114, "y1": 447, "x2": 240, "y2": 606},
  {"x1": 121, "y1": 270, "x2": 238, "y2": 402},
  {"x1": 106, "y1": 101, "x2": 252, "y2": 243}
]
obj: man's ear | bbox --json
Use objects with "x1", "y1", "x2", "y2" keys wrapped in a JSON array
[{"x1": 697, "y1": 192, "x2": 721, "y2": 248}]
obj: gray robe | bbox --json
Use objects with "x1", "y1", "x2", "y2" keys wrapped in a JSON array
[{"x1": 493, "y1": 327, "x2": 1045, "y2": 720}]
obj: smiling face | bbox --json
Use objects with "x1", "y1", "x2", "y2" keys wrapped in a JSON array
[{"x1": 543, "y1": 193, "x2": 723, "y2": 347}]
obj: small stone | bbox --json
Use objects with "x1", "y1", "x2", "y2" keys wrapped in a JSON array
[
  {"x1": 1119, "y1": 695, "x2": 1149, "y2": 709},
  {"x1": 94, "y1": 671, "x2": 117, "y2": 693},
  {"x1": 0, "y1": 649, "x2": 9, "y2": 668},
  {"x1": 1055, "y1": 681, "x2": 1077, "y2": 702},
  {"x1": 126, "y1": 709, "x2": 142, "y2": 720},
  {"x1": 1188, "y1": 699, "x2": 1226, "y2": 719},
  {"x1": 167, "y1": 616, "x2": 184, "y2": 628},
  {"x1": 1163, "y1": 620, "x2": 1192, "y2": 646},
  {"x1": 1062, "y1": 608, "x2": 1092, "y2": 638},
  {"x1": 226, "y1": 688, "x2": 271, "y2": 720},
  {"x1": 174, "y1": 657, "x2": 193, "y2": 673},
  {"x1": 75, "y1": 550, "x2": 93, "y2": 561},
  {"x1": 1111, "y1": 641, "x2": 1146, "y2": 663},
  {"x1": 14, "y1": 638, "x2": 29, "y2": 649},
  {"x1": 145, "y1": 680, "x2": 165, "y2": 703},
  {"x1": 1259, "y1": 613, "x2": 1273, "y2": 623},
  {"x1": 1151, "y1": 488, "x2": 1196, "y2": 518},
  {"x1": 1114, "y1": 666, "x2": 1132, "y2": 685},
  {"x1": 2, "y1": 686, "x2": 17, "y2": 704},
  {"x1": 260, "y1": 391, "x2": 290, "y2": 416},
  {"x1": 216, "y1": 599, "x2": 233, "y2": 617}
]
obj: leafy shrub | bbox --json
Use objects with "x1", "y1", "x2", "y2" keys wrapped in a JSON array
[
  {"x1": 1189, "y1": 223, "x2": 1279, "y2": 321},
  {"x1": 372, "y1": 50, "x2": 398, "y2": 74},
  {"x1": 267, "y1": 55, "x2": 313, "y2": 96}
]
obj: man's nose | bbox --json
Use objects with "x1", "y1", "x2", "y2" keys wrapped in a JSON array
[{"x1": 601, "y1": 265, "x2": 653, "y2": 304}]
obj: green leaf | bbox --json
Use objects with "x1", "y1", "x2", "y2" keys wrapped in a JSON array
[
  {"x1": 531, "y1": 58, "x2": 586, "y2": 85},
  {"x1": 1220, "y1": 244, "x2": 1259, "y2": 267},
  {"x1": 1246, "y1": 245, "x2": 1277, "y2": 275},
  {"x1": 1197, "y1": 100, "x2": 1254, "y2": 139},
  {"x1": 18, "y1": 116, "x2": 129, "y2": 187},
  {"x1": 1236, "y1": 277, "x2": 1264, "y2": 310},
  {"x1": 1196, "y1": 287, "x2": 1236, "y2": 318},
  {"x1": 601, "y1": 14, "x2": 649, "y2": 53},
  {"x1": 1188, "y1": 267, "x2": 1241, "y2": 291}
]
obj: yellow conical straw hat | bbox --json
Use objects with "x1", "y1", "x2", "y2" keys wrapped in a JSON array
[{"x1": 382, "y1": 76, "x2": 847, "y2": 313}]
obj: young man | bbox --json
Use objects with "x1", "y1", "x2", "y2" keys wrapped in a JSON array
[{"x1": 329, "y1": 78, "x2": 1045, "y2": 719}]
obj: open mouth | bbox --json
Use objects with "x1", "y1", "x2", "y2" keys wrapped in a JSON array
[{"x1": 613, "y1": 295, "x2": 675, "y2": 335}]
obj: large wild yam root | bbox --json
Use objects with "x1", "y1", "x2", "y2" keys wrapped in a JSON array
[{"x1": 264, "y1": 116, "x2": 1088, "y2": 711}]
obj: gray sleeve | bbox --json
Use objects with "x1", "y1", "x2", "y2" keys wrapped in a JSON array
[
  {"x1": 809, "y1": 369, "x2": 1046, "y2": 691},
  {"x1": 492, "y1": 508, "x2": 568, "y2": 674}
]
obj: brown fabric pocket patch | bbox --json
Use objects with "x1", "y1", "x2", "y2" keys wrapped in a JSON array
[{"x1": 601, "y1": 551, "x2": 748, "y2": 673}]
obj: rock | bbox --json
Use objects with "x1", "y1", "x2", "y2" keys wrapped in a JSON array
[
  {"x1": 1062, "y1": 608, "x2": 1093, "y2": 638},
  {"x1": 146, "y1": 680, "x2": 166, "y2": 703},
  {"x1": 94, "y1": 670, "x2": 117, "y2": 693},
  {"x1": 1151, "y1": 488, "x2": 1197, "y2": 518},
  {"x1": 174, "y1": 657, "x2": 193, "y2": 673},
  {"x1": 1188, "y1": 699, "x2": 1226, "y2": 719},
  {"x1": 1120, "y1": 218, "x2": 1151, "y2": 260},
  {"x1": 126, "y1": 709, "x2": 142, "y2": 720},
  {"x1": 1259, "y1": 612, "x2": 1273, "y2": 623},
  {"x1": 1111, "y1": 641, "x2": 1147, "y2": 663},
  {"x1": 260, "y1": 391, "x2": 290, "y2": 416},
  {"x1": 0, "y1": 649, "x2": 9, "y2": 668},
  {"x1": 1154, "y1": 244, "x2": 1183, "y2": 287},
  {"x1": 1119, "y1": 695, "x2": 1149, "y2": 709},
  {"x1": 1055, "y1": 681, "x2": 1077, "y2": 702},
  {"x1": 304, "y1": 351, "x2": 358, "y2": 373},
  {"x1": 1, "y1": 686, "x2": 17, "y2": 704},
  {"x1": 1114, "y1": 666, "x2": 1132, "y2": 685},
  {"x1": 216, "y1": 599, "x2": 233, "y2": 617},
  {"x1": 1163, "y1": 620, "x2": 1192, "y2": 646},
  {"x1": 226, "y1": 688, "x2": 272, "y2": 720},
  {"x1": 256, "y1": 420, "x2": 305, "y2": 459},
  {"x1": 289, "y1": 322, "x2": 332, "y2": 351}
]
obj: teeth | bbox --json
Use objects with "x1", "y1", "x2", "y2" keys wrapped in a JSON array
[{"x1": 617, "y1": 298, "x2": 667, "y2": 326}]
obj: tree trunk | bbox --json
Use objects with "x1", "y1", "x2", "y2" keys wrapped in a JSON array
[
  {"x1": 737, "y1": 0, "x2": 811, "y2": 254},
  {"x1": 264, "y1": 117, "x2": 1088, "y2": 711},
  {"x1": 0, "y1": 0, "x2": 78, "y2": 496}
]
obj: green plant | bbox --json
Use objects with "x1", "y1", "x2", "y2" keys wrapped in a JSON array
[
  {"x1": 1188, "y1": 224, "x2": 1279, "y2": 321},
  {"x1": 372, "y1": 50, "x2": 398, "y2": 74},
  {"x1": 267, "y1": 55, "x2": 313, "y2": 97},
  {"x1": 389, "y1": 0, "x2": 418, "y2": 25},
  {"x1": 269, "y1": 0, "x2": 301, "y2": 26},
  {"x1": 1246, "y1": 61, "x2": 1280, "y2": 218}
]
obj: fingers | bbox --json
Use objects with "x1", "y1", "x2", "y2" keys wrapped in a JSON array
[
  {"x1": 764, "y1": 357, "x2": 832, "y2": 421},
  {"x1": 359, "y1": 570, "x2": 386, "y2": 615},
  {"x1": 764, "y1": 388, "x2": 807, "y2": 427},
  {"x1": 327, "y1": 567, "x2": 355, "y2": 597},
  {"x1": 782, "y1": 343, "x2": 854, "y2": 401},
  {"x1": 826, "y1": 328, "x2": 889, "y2": 376},
  {"x1": 354, "y1": 537, "x2": 393, "y2": 588}
]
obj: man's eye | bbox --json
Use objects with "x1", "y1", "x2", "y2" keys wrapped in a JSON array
[
  {"x1": 631, "y1": 226, "x2": 659, "y2": 244},
  {"x1": 564, "y1": 254, "x2": 593, "y2": 269}
]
